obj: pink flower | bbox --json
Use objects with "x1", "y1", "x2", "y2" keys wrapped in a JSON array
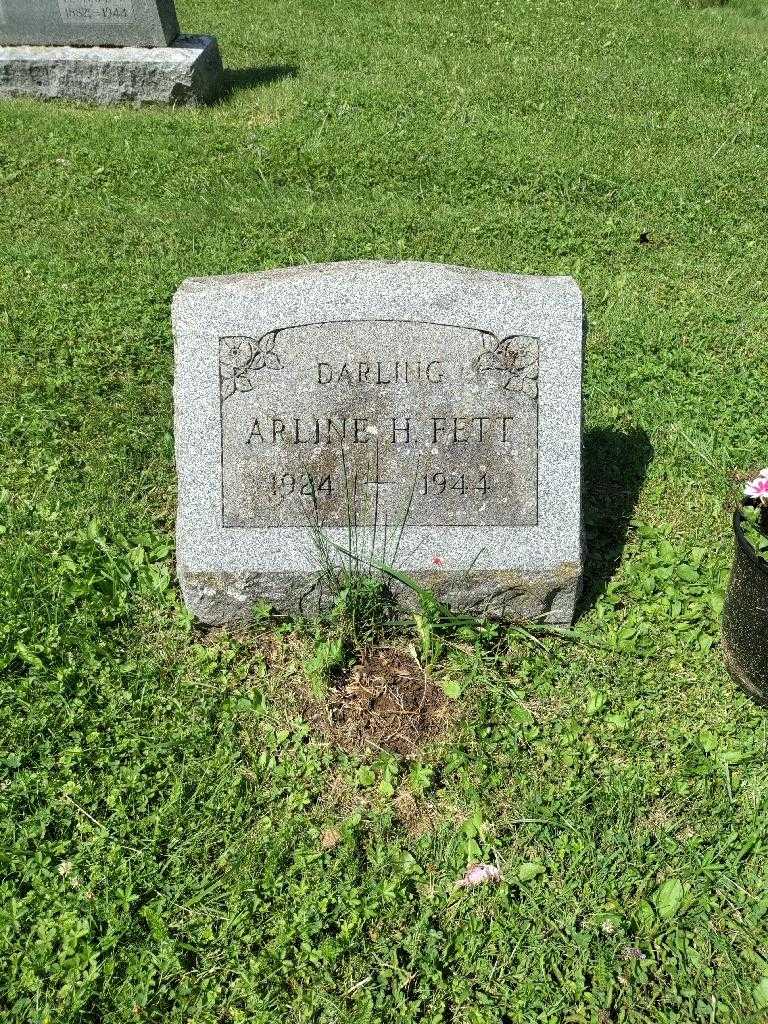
[
  {"x1": 455, "y1": 863, "x2": 502, "y2": 888},
  {"x1": 432, "y1": 556, "x2": 445, "y2": 567},
  {"x1": 745, "y1": 476, "x2": 768, "y2": 499}
]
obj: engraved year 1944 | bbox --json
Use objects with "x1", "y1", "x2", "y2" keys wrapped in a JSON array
[{"x1": 420, "y1": 471, "x2": 489, "y2": 496}]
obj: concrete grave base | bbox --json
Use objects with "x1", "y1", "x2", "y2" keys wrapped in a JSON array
[{"x1": 0, "y1": 34, "x2": 223, "y2": 106}]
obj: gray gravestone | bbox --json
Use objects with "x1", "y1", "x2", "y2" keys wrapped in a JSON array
[
  {"x1": 0, "y1": 0, "x2": 179, "y2": 47},
  {"x1": 0, "y1": 0, "x2": 224, "y2": 106},
  {"x1": 173, "y1": 261, "x2": 584, "y2": 624}
]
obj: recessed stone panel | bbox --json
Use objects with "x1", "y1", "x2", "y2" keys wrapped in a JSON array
[{"x1": 219, "y1": 320, "x2": 539, "y2": 530}]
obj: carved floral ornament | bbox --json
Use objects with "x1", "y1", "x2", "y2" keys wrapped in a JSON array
[
  {"x1": 473, "y1": 334, "x2": 539, "y2": 399},
  {"x1": 220, "y1": 333, "x2": 281, "y2": 401}
]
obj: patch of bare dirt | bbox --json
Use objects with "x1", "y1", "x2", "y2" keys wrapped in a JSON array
[
  {"x1": 392, "y1": 788, "x2": 441, "y2": 837},
  {"x1": 306, "y1": 645, "x2": 453, "y2": 756}
]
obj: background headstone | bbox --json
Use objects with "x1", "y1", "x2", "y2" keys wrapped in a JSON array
[
  {"x1": 0, "y1": 0, "x2": 179, "y2": 47},
  {"x1": 0, "y1": 0, "x2": 223, "y2": 107},
  {"x1": 173, "y1": 261, "x2": 584, "y2": 624}
]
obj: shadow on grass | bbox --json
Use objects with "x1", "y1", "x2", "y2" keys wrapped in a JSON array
[
  {"x1": 222, "y1": 64, "x2": 298, "y2": 97},
  {"x1": 575, "y1": 426, "x2": 654, "y2": 620}
]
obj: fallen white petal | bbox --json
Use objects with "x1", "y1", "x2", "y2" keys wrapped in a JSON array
[{"x1": 455, "y1": 863, "x2": 502, "y2": 888}]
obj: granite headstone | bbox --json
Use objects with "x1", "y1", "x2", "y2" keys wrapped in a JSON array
[
  {"x1": 173, "y1": 261, "x2": 584, "y2": 624},
  {"x1": 0, "y1": 0, "x2": 223, "y2": 106}
]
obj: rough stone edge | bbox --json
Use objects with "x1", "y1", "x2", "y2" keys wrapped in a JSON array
[
  {"x1": 179, "y1": 563, "x2": 584, "y2": 627},
  {"x1": 0, "y1": 34, "x2": 224, "y2": 107}
]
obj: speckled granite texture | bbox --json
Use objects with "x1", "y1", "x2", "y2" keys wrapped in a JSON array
[{"x1": 0, "y1": 34, "x2": 222, "y2": 106}]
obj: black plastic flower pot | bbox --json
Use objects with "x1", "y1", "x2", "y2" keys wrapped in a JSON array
[{"x1": 723, "y1": 507, "x2": 768, "y2": 703}]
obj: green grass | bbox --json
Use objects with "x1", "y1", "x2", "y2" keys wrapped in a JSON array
[{"x1": 3, "y1": 0, "x2": 768, "y2": 1019}]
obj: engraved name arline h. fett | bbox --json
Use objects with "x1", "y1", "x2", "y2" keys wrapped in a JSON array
[{"x1": 244, "y1": 415, "x2": 527, "y2": 447}]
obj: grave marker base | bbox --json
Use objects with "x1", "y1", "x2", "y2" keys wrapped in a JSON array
[{"x1": 0, "y1": 34, "x2": 223, "y2": 106}]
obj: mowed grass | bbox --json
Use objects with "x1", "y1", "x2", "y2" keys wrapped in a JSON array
[{"x1": 2, "y1": 0, "x2": 768, "y2": 1020}]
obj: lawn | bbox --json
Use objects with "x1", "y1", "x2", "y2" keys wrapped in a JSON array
[{"x1": 2, "y1": 0, "x2": 768, "y2": 1020}]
